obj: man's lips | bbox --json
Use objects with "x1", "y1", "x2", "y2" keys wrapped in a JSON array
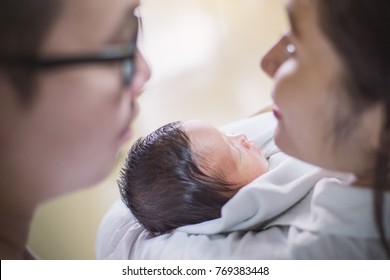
[{"x1": 119, "y1": 102, "x2": 139, "y2": 143}]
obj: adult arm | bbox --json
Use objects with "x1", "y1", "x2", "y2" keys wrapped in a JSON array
[{"x1": 96, "y1": 199, "x2": 292, "y2": 259}]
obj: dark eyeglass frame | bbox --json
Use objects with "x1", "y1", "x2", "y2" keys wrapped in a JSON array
[{"x1": 0, "y1": 28, "x2": 138, "y2": 87}]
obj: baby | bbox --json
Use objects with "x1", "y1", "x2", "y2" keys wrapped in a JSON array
[{"x1": 118, "y1": 120, "x2": 268, "y2": 235}]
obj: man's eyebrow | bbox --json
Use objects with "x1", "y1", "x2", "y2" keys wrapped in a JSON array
[
  {"x1": 286, "y1": 4, "x2": 300, "y2": 38},
  {"x1": 105, "y1": 5, "x2": 139, "y2": 44}
]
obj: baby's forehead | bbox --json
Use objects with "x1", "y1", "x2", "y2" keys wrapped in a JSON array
[
  {"x1": 183, "y1": 121, "x2": 237, "y2": 176},
  {"x1": 183, "y1": 120, "x2": 214, "y2": 130},
  {"x1": 183, "y1": 120, "x2": 230, "y2": 154},
  {"x1": 183, "y1": 120, "x2": 223, "y2": 142}
]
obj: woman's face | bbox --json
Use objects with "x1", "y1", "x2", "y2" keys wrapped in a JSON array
[
  {"x1": 2, "y1": 0, "x2": 151, "y2": 200},
  {"x1": 185, "y1": 120, "x2": 268, "y2": 189},
  {"x1": 260, "y1": 0, "x2": 383, "y2": 177}
]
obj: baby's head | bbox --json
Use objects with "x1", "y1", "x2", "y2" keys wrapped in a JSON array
[
  {"x1": 119, "y1": 121, "x2": 268, "y2": 235},
  {"x1": 184, "y1": 120, "x2": 268, "y2": 188}
]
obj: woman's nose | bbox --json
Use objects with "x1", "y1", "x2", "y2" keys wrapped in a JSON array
[{"x1": 260, "y1": 36, "x2": 289, "y2": 78}]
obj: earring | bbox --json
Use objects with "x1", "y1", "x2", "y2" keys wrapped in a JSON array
[{"x1": 286, "y1": 43, "x2": 296, "y2": 55}]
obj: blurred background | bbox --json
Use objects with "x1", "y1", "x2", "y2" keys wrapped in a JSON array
[{"x1": 28, "y1": 0, "x2": 287, "y2": 259}]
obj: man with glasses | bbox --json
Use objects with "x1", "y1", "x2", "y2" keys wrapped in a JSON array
[{"x1": 0, "y1": 0, "x2": 150, "y2": 259}]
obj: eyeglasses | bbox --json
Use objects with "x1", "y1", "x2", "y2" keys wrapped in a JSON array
[{"x1": 0, "y1": 30, "x2": 138, "y2": 87}]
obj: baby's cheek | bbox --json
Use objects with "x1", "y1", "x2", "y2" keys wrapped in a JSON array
[
  {"x1": 261, "y1": 155, "x2": 269, "y2": 172},
  {"x1": 255, "y1": 155, "x2": 269, "y2": 177}
]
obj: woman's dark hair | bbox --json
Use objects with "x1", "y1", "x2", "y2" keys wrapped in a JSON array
[
  {"x1": 0, "y1": 0, "x2": 63, "y2": 103},
  {"x1": 316, "y1": 0, "x2": 390, "y2": 257},
  {"x1": 118, "y1": 121, "x2": 237, "y2": 235}
]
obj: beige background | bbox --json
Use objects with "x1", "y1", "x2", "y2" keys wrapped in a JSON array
[{"x1": 28, "y1": 0, "x2": 287, "y2": 259}]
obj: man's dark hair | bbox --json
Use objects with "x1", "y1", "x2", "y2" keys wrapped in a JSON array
[
  {"x1": 118, "y1": 121, "x2": 236, "y2": 235},
  {"x1": 0, "y1": 0, "x2": 63, "y2": 103}
]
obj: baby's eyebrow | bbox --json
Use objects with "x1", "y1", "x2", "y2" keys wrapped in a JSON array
[
  {"x1": 233, "y1": 144, "x2": 242, "y2": 164},
  {"x1": 224, "y1": 133, "x2": 242, "y2": 164}
]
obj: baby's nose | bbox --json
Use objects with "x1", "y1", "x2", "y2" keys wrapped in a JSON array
[{"x1": 237, "y1": 134, "x2": 251, "y2": 148}]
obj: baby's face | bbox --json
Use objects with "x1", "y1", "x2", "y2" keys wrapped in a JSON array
[{"x1": 184, "y1": 120, "x2": 268, "y2": 189}]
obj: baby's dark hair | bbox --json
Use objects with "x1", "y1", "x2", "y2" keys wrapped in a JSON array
[{"x1": 118, "y1": 121, "x2": 236, "y2": 235}]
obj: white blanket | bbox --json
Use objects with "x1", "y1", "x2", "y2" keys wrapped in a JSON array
[{"x1": 176, "y1": 112, "x2": 330, "y2": 234}]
